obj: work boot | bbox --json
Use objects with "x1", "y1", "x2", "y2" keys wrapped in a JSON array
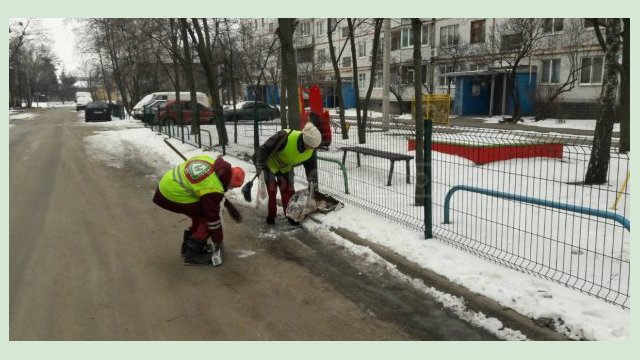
[
  {"x1": 287, "y1": 217, "x2": 300, "y2": 226},
  {"x1": 181, "y1": 229, "x2": 212, "y2": 257},
  {"x1": 211, "y1": 242, "x2": 225, "y2": 267},
  {"x1": 266, "y1": 216, "x2": 275, "y2": 225},
  {"x1": 181, "y1": 230, "x2": 191, "y2": 256},
  {"x1": 183, "y1": 237, "x2": 212, "y2": 266}
]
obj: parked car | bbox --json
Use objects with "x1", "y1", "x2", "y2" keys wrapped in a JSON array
[
  {"x1": 84, "y1": 102, "x2": 112, "y2": 122},
  {"x1": 156, "y1": 100, "x2": 215, "y2": 125},
  {"x1": 222, "y1": 101, "x2": 280, "y2": 122},
  {"x1": 142, "y1": 99, "x2": 166, "y2": 120},
  {"x1": 132, "y1": 91, "x2": 210, "y2": 120},
  {"x1": 76, "y1": 95, "x2": 93, "y2": 111}
]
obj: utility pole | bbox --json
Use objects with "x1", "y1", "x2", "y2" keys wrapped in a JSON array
[{"x1": 382, "y1": 18, "x2": 391, "y2": 131}]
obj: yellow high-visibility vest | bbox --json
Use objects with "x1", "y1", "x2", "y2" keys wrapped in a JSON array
[
  {"x1": 159, "y1": 154, "x2": 224, "y2": 204},
  {"x1": 266, "y1": 130, "x2": 314, "y2": 174}
]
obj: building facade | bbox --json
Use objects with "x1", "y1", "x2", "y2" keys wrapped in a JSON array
[{"x1": 241, "y1": 18, "x2": 611, "y2": 119}]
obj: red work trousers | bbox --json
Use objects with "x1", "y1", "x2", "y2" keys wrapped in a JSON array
[{"x1": 264, "y1": 170, "x2": 295, "y2": 220}]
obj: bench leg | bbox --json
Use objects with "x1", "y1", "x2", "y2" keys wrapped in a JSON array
[
  {"x1": 356, "y1": 153, "x2": 361, "y2": 167},
  {"x1": 406, "y1": 160, "x2": 411, "y2": 184},
  {"x1": 342, "y1": 150, "x2": 347, "y2": 165},
  {"x1": 387, "y1": 160, "x2": 395, "y2": 186}
]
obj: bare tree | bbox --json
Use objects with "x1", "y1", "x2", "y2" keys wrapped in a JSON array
[
  {"x1": 277, "y1": 18, "x2": 301, "y2": 131},
  {"x1": 327, "y1": 18, "x2": 351, "y2": 138},
  {"x1": 178, "y1": 19, "x2": 200, "y2": 135},
  {"x1": 412, "y1": 19, "x2": 425, "y2": 206},
  {"x1": 346, "y1": 18, "x2": 365, "y2": 143},
  {"x1": 482, "y1": 18, "x2": 547, "y2": 122},
  {"x1": 619, "y1": 18, "x2": 629, "y2": 153},
  {"x1": 9, "y1": 19, "x2": 49, "y2": 108},
  {"x1": 584, "y1": 18, "x2": 623, "y2": 185},
  {"x1": 437, "y1": 40, "x2": 470, "y2": 94},
  {"x1": 361, "y1": 18, "x2": 384, "y2": 140},
  {"x1": 219, "y1": 18, "x2": 242, "y2": 143},
  {"x1": 188, "y1": 18, "x2": 229, "y2": 148},
  {"x1": 388, "y1": 61, "x2": 411, "y2": 114},
  {"x1": 533, "y1": 19, "x2": 598, "y2": 120}
]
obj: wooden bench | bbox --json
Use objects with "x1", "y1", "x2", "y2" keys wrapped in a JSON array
[{"x1": 340, "y1": 146, "x2": 414, "y2": 186}]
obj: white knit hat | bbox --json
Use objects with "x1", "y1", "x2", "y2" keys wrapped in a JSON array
[{"x1": 301, "y1": 122, "x2": 322, "y2": 148}]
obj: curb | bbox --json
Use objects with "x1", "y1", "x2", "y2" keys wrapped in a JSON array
[{"x1": 329, "y1": 226, "x2": 568, "y2": 341}]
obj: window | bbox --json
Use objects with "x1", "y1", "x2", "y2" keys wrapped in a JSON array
[
  {"x1": 543, "y1": 18, "x2": 563, "y2": 33},
  {"x1": 316, "y1": 20, "x2": 325, "y2": 36},
  {"x1": 261, "y1": 19, "x2": 264, "y2": 28},
  {"x1": 402, "y1": 65, "x2": 427, "y2": 84},
  {"x1": 391, "y1": 30, "x2": 400, "y2": 50},
  {"x1": 298, "y1": 21, "x2": 311, "y2": 36},
  {"x1": 401, "y1": 28, "x2": 413, "y2": 48},
  {"x1": 580, "y1": 56, "x2": 603, "y2": 84},
  {"x1": 342, "y1": 56, "x2": 351, "y2": 67},
  {"x1": 374, "y1": 70, "x2": 383, "y2": 88},
  {"x1": 421, "y1": 24, "x2": 429, "y2": 45},
  {"x1": 268, "y1": 23, "x2": 275, "y2": 33},
  {"x1": 296, "y1": 47, "x2": 313, "y2": 63},
  {"x1": 470, "y1": 20, "x2": 485, "y2": 44},
  {"x1": 438, "y1": 65, "x2": 455, "y2": 87},
  {"x1": 466, "y1": 63, "x2": 484, "y2": 71},
  {"x1": 357, "y1": 41, "x2": 367, "y2": 58},
  {"x1": 341, "y1": 26, "x2": 349, "y2": 38},
  {"x1": 358, "y1": 73, "x2": 366, "y2": 88},
  {"x1": 316, "y1": 48, "x2": 327, "y2": 63},
  {"x1": 584, "y1": 18, "x2": 606, "y2": 28},
  {"x1": 401, "y1": 26, "x2": 429, "y2": 48},
  {"x1": 439, "y1": 24, "x2": 459, "y2": 47},
  {"x1": 501, "y1": 33, "x2": 522, "y2": 50},
  {"x1": 540, "y1": 59, "x2": 561, "y2": 84}
]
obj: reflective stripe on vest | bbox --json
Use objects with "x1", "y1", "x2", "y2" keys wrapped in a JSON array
[
  {"x1": 266, "y1": 130, "x2": 314, "y2": 174},
  {"x1": 159, "y1": 155, "x2": 225, "y2": 204}
]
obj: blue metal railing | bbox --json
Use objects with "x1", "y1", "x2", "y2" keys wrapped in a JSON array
[{"x1": 444, "y1": 185, "x2": 630, "y2": 231}]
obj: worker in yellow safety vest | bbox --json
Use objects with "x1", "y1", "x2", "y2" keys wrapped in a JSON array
[
  {"x1": 153, "y1": 154, "x2": 245, "y2": 266},
  {"x1": 252, "y1": 122, "x2": 321, "y2": 225}
]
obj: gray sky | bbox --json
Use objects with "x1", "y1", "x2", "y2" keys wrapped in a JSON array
[{"x1": 40, "y1": 18, "x2": 81, "y2": 76}]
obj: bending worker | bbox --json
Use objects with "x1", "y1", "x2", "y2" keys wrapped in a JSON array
[
  {"x1": 253, "y1": 122, "x2": 321, "y2": 225},
  {"x1": 153, "y1": 154, "x2": 245, "y2": 266}
]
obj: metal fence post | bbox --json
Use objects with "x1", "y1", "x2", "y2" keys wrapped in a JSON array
[{"x1": 424, "y1": 118, "x2": 433, "y2": 239}]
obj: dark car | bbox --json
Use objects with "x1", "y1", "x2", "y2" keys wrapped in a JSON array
[
  {"x1": 223, "y1": 101, "x2": 280, "y2": 122},
  {"x1": 84, "y1": 102, "x2": 112, "y2": 122},
  {"x1": 157, "y1": 100, "x2": 215, "y2": 125}
]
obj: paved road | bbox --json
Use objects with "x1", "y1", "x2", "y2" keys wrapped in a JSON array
[{"x1": 9, "y1": 107, "x2": 500, "y2": 340}]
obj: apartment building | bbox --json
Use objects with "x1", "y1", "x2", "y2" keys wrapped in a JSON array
[{"x1": 241, "y1": 18, "x2": 609, "y2": 119}]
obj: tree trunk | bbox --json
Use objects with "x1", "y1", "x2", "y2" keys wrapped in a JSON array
[
  {"x1": 190, "y1": 18, "x2": 228, "y2": 147},
  {"x1": 347, "y1": 19, "x2": 364, "y2": 144},
  {"x1": 169, "y1": 19, "x2": 183, "y2": 125},
  {"x1": 412, "y1": 19, "x2": 425, "y2": 206},
  {"x1": 327, "y1": 19, "x2": 348, "y2": 139},
  {"x1": 277, "y1": 18, "x2": 300, "y2": 131},
  {"x1": 363, "y1": 19, "x2": 383, "y2": 133},
  {"x1": 619, "y1": 18, "x2": 630, "y2": 153},
  {"x1": 584, "y1": 19, "x2": 622, "y2": 185},
  {"x1": 179, "y1": 19, "x2": 199, "y2": 135}
]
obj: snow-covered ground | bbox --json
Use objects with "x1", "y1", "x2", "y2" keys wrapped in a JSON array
[
  {"x1": 477, "y1": 115, "x2": 622, "y2": 132},
  {"x1": 9, "y1": 108, "x2": 631, "y2": 340}
]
